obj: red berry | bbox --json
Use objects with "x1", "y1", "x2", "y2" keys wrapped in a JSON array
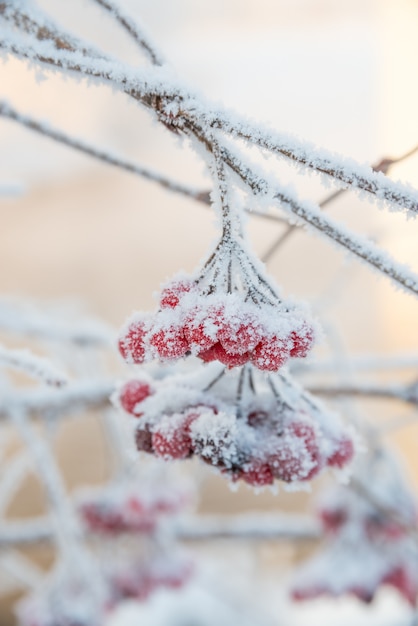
[
  {"x1": 241, "y1": 460, "x2": 274, "y2": 487},
  {"x1": 198, "y1": 342, "x2": 250, "y2": 367},
  {"x1": 152, "y1": 412, "x2": 198, "y2": 460},
  {"x1": 218, "y1": 318, "x2": 263, "y2": 355},
  {"x1": 118, "y1": 320, "x2": 147, "y2": 364},
  {"x1": 269, "y1": 421, "x2": 322, "y2": 482},
  {"x1": 251, "y1": 336, "x2": 291, "y2": 371},
  {"x1": 183, "y1": 304, "x2": 224, "y2": 353},
  {"x1": 291, "y1": 585, "x2": 326, "y2": 602},
  {"x1": 119, "y1": 380, "x2": 153, "y2": 416},
  {"x1": 383, "y1": 566, "x2": 417, "y2": 606},
  {"x1": 319, "y1": 507, "x2": 348, "y2": 533},
  {"x1": 290, "y1": 324, "x2": 315, "y2": 358},
  {"x1": 183, "y1": 318, "x2": 217, "y2": 353},
  {"x1": 160, "y1": 278, "x2": 195, "y2": 309},
  {"x1": 327, "y1": 436, "x2": 354, "y2": 469},
  {"x1": 149, "y1": 325, "x2": 189, "y2": 360}
]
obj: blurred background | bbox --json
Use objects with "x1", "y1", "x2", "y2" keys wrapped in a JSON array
[{"x1": 1, "y1": 0, "x2": 418, "y2": 623}]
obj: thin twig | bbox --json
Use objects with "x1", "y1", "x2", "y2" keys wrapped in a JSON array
[{"x1": 91, "y1": 0, "x2": 164, "y2": 65}]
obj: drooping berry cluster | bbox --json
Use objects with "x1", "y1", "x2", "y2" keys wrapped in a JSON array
[
  {"x1": 114, "y1": 363, "x2": 354, "y2": 488},
  {"x1": 77, "y1": 481, "x2": 190, "y2": 535},
  {"x1": 18, "y1": 476, "x2": 194, "y2": 626},
  {"x1": 119, "y1": 150, "x2": 316, "y2": 373},
  {"x1": 119, "y1": 276, "x2": 315, "y2": 371},
  {"x1": 108, "y1": 555, "x2": 194, "y2": 606},
  {"x1": 291, "y1": 451, "x2": 418, "y2": 606}
]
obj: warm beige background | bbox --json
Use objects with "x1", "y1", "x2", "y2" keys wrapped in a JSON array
[{"x1": 1, "y1": 0, "x2": 418, "y2": 622}]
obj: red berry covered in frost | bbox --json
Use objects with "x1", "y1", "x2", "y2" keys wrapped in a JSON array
[
  {"x1": 198, "y1": 342, "x2": 250, "y2": 367},
  {"x1": 319, "y1": 507, "x2": 348, "y2": 533},
  {"x1": 119, "y1": 379, "x2": 154, "y2": 416},
  {"x1": 152, "y1": 412, "x2": 198, "y2": 460},
  {"x1": 270, "y1": 421, "x2": 322, "y2": 482},
  {"x1": 149, "y1": 326, "x2": 189, "y2": 360},
  {"x1": 240, "y1": 460, "x2": 274, "y2": 487},
  {"x1": 289, "y1": 325, "x2": 315, "y2": 358},
  {"x1": 251, "y1": 335, "x2": 291, "y2": 371},
  {"x1": 218, "y1": 318, "x2": 263, "y2": 355},
  {"x1": 382, "y1": 566, "x2": 417, "y2": 606},
  {"x1": 183, "y1": 318, "x2": 217, "y2": 353},
  {"x1": 160, "y1": 278, "x2": 195, "y2": 309},
  {"x1": 327, "y1": 435, "x2": 354, "y2": 469},
  {"x1": 118, "y1": 320, "x2": 147, "y2": 364}
]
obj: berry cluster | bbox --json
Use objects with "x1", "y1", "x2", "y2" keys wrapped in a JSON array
[
  {"x1": 114, "y1": 364, "x2": 354, "y2": 488},
  {"x1": 108, "y1": 556, "x2": 194, "y2": 606},
  {"x1": 291, "y1": 451, "x2": 418, "y2": 606},
  {"x1": 77, "y1": 482, "x2": 189, "y2": 535},
  {"x1": 119, "y1": 278, "x2": 315, "y2": 371}
]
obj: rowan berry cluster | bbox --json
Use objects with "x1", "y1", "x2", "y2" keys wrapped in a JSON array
[
  {"x1": 118, "y1": 275, "x2": 315, "y2": 371},
  {"x1": 77, "y1": 482, "x2": 189, "y2": 535},
  {"x1": 19, "y1": 479, "x2": 194, "y2": 626},
  {"x1": 114, "y1": 364, "x2": 354, "y2": 488},
  {"x1": 108, "y1": 556, "x2": 194, "y2": 606},
  {"x1": 291, "y1": 451, "x2": 418, "y2": 606}
]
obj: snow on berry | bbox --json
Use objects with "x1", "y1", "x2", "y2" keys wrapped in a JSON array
[
  {"x1": 117, "y1": 378, "x2": 154, "y2": 416},
  {"x1": 152, "y1": 411, "x2": 198, "y2": 460},
  {"x1": 291, "y1": 450, "x2": 418, "y2": 607},
  {"x1": 76, "y1": 480, "x2": 190, "y2": 535},
  {"x1": 159, "y1": 275, "x2": 196, "y2": 309},
  {"x1": 115, "y1": 363, "x2": 354, "y2": 489}
]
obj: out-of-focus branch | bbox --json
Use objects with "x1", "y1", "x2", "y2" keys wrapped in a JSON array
[
  {"x1": 175, "y1": 513, "x2": 321, "y2": 542},
  {"x1": 295, "y1": 352, "x2": 418, "y2": 374},
  {"x1": 0, "y1": 345, "x2": 67, "y2": 387},
  {"x1": 0, "y1": 101, "x2": 210, "y2": 205},
  {"x1": 91, "y1": 0, "x2": 164, "y2": 66},
  {"x1": 0, "y1": 299, "x2": 113, "y2": 346},
  {"x1": 0, "y1": 513, "x2": 320, "y2": 547},
  {"x1": 307, "y1": 379, "x2": 418, "y2": 406},
  {"x1": 0, "y1": 1, "x2": 101, "y2": 57},
  {"x1": 0, "y1": 380, "x2": 114, "y2": 419}
]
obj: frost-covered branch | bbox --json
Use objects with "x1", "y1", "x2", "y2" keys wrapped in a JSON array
[
  {"x1": 0, "y1": 380, "x2": 113, "y2": 419},
  {"x1": 0, "y1": 299, "x2": 113, "y2": 346},
  {"x1": 0, "y1": 0, "x2": 101, "y2": 58},
  {"x1": 0, "y1": 344, "x2": 67, "y2": 386},
  {"x1": 208, "y1": 114, "x2": 418, "y2": 215},
  {"x1": 307, "y1": 379, "x2": 418, "y2": 406},
  {"x1": 0, "y1": 513, "x2": 320, "y2": 547},
  {"x1": 210, "y1": 138, "x2": 418, "y2": 298},
  {"x1": 175, "y1": 513, "x2": 320, "y2": 541},
  {"x1": 261, "y1": 146, "x2": 418, "y2": 262},
  {"x1": 296, "y1": 352, "x2": 418, "y2": 374},
  {"x1": 0, "y1": 100, "x2": 210, "y2": 205},
  {"x1": 91, "y1": 0, "x2": 164, "y2": 66}
]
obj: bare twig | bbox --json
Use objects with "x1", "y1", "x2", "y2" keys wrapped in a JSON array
[
  {"x1": 91, "y1": 0, "x2": 164, "y2": 66},
  {"x1": 307, "y1": 380, "x2": 418, "y2": 406}
]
